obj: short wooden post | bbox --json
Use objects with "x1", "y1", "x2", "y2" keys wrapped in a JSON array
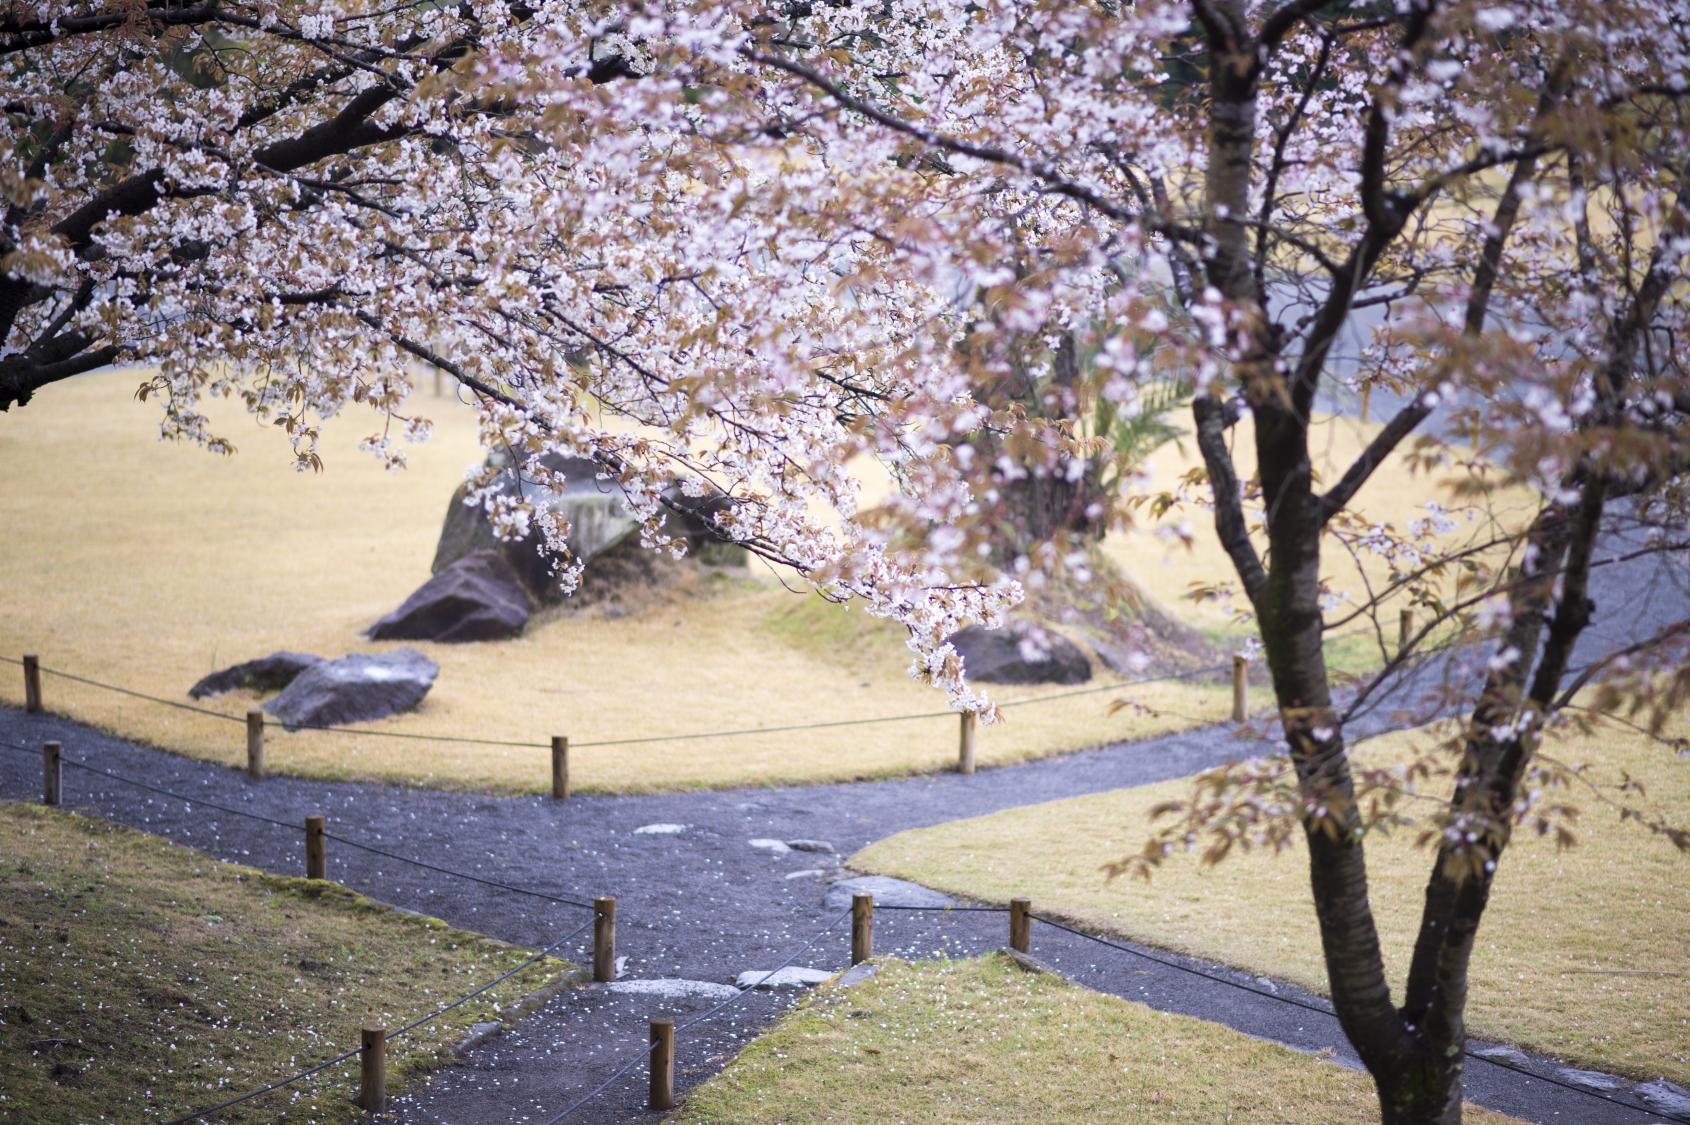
[
  {"x1": 359, "y1": 1026, "x2": 386, "y2": 1112},
  {"x1": 305, "y1": 815, "x2": 326, "y2": 880},
  {"x1": 1359, "y1": 383, "x2": 1372, "y2": 424},
  {"x1": 958, "y1": 711, "x2": 977, "y2": 775},
  {"x1": 1231, "y1": 656, "x2": 1248, "y2": 722},
  {"x1": 22, "y1": 654, "x2": 41, "y2": 713},
  {"x1": 42, "y1": 741, "x2": 61, "y2": 807},
  {"x1": 851, "y1": 893, "x2": 874, "y2": 965},
  {"x1": 551, "y1": 735, "x2": 570, "y2": 800},
  {"x1": 1010, "y1": 898, "x2": 1031, "y2": 954},
  {"x1": 594, "y1": 896, "x2": 616, "y2": 983},
  {"x1": 1399, "y1": 608, "x2": 1414, "y2": 656},
  {"x1": 245, "y1": 711, "x2": 265, "y2": 780},
  {"x1": 649, "y1": 1018, "x2": 675, "y2": 1112}
]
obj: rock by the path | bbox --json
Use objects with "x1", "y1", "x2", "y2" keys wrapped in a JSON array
[
  {"x1": 1639, "y1": 1079, "x2": 1690, "y2": 1116},
  {"x1": 264, "y1": 649, "x2": 439, "y2": 728},
  {"x1": 748, "y1": 838, "x2": 791, "y2": 853},
  {"x1": 786, "y1": 839, "x2": 835, "y2": 854},
  {"x1": 736, "y1": 966, "x2": 833, "y2": 990},
  {"x1": 188, "y1": 651, "x2": 322, "y2": 699},
  {"x1": 1471, "y1": 1044, "x2": 1528, "y2": 1064},
  {"x1": 1555, "y1": 1067, "x2": 1621, "y2": 1091},
  {"x1": 605, "y1": 978, "x2": 740, "y2": 1001},
  {"x1": 368, "y1": 552, "x2": 532, "y2": 643},
  {"x1": 947, "y1": 622, "x2": 1092, "y2": 685},
  {"x1": 433, "y1": 452, "x2": 639, "y2": 603},
  {"x1": 825, "y1": 875, "x2": 954, "y2": 911},
  {"x1": 836, "y1": 963, "x2": 878, "y2": 988},
  {"x1": 633, "y1": 823, "x2": 689, "y2": 836},
  {"x1": 784, "y1": 868, "x2": 827, "y2": 880}
]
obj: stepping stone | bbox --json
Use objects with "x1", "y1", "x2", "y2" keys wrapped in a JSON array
[
  {"x1": 1471, "y1": 1044, "x2": 1527, "y2": 1064},
  {"x1": 784, "y1": 869, "x2": 827, "y2": 880},
  {"x1": 633, "y1": 823, "x2": 688, "y2": 835},
  {"x1": 748, "y1": 838, "x2": 791, "y2": 853},
  {"x1": 1555, "y1": 1067, "x2": 1621, "y2": 1091},
  {"x1": 825, "y1": 875, "x2": 953, "y2": 911},
  {"x1": 787, "y1": 839, "x2": 835, "y2": 853},
  {"x1": 605, "y1": 978, "x2": 740, "y2": 1001},
  {"x1": 736, "y1": 967, "x2": 833, "y2": 990},
  {"x1": 836, "y1": 963, "x2": 878, "y2": 989},
  {"x1": 1639, "y1": 1079, "x2": 1690, "y2": 1116}
]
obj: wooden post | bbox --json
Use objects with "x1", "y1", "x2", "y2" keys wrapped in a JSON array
[
  {"x1": 22, "y1": 654, "x2": 41, "y2": 713},
  {"x1": 1399, "y1": 608, "x2": 1414, "y2": 656},
  {"x1": 649, "y1": 1018, "x2": 675, "y2": 1112},
  {"x1": 1231, "y1": 656, "x2": 1248, "y2": 722},
  {"x1": 246, "y1": 711, "x2": 265, "y2": 780},
  {"x1": 1010, "y1": 898, "x2": 1031, "y2": 954},
  {"x1": 594, "y1": 896, "x2": 616, "y2": 983},
  {"x1": 958, "y1": 711, "x2": 977, "y2": 775},
  {"x1": 1359, "y1": 382, "x2": 1372, "y2": 424},
  {"x1": 359, "y1": 1027, "x2": 386, "y2": 1112},
  {"x1": 551, "y1": 735, "x2": 570, "y2": 800},
  {"x1": 305, "y1": 815, "x2": 326, "y2": 880},
  {"x1": 851, "y1": 893, "x2": 874, "y2": 965},
  {"x1": 42, "y1": 741, "x2": 61, "y2": 807}
]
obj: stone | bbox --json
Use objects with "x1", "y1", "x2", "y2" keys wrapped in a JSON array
[
  {"x1": 264, "y1": 648, "x2": 439, "y2": 728},
  {"x1": 632, "y1": 823, "x2": 689, "y2": 836},
  {"x1": 748, "y1": 838, "x2": 791, "y2": 853},
  {"x1": 368, "y1": 551, "x2": 532, "y2": 643},
  {"x1": 188, "y1": 651, "x2": 322, "y2": 699},
  {"x1": 835, "y1": 963, "x2": 879, "y2": 989},
  {"x1": 433, "y1": 452, "x2": 640, "y2": 603},
  {"x1": 784, "y1": 869, "x2": 827, "y2": 880},
  {"x1": 786, "y1": 839, "x2": 836, "y2": 854},
  {"x1": 605, "y1": 978, "x2": 740, "y2": 1001},
  {"x1": 825, "y1": 875, "x2": 954, "y2": 911},
  {"x1": 1555, "y1": 1067, "x2": 1621, "y2": 1091},
  {"x1": 1639, "y1": 1079, "x2": 1690, "y2": 1116},
  {"x1": 1471, "y1": 1044, "x2": 1527, "y2": 1063},
  {"x1": 735, "y1": 966, "x2": 833, "y2": 990},
  {"x1": 946, "y1": 622, "x2": 1092, "y2": 685}
]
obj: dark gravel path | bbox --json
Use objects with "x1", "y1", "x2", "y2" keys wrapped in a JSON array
[{"x1": 3, "y1": 510, "x2": 1685, "y2": 1124}]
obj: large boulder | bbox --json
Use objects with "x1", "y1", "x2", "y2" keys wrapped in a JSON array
[
  {"x1": 947, "y1": 622, "x2": 1092, "y2": 685},
  {"x1": 368, "y1": 551, "x2": 531, "y2": 643},
  {"x1": 264, "y1": 648, "x2": 439, "y2": 728},
  {"x1": 433, "y1": 451, "x2": 641, "y2": 603},
  {"x1": 189, "y1": 651, "x2": 322, "y2": 699}
]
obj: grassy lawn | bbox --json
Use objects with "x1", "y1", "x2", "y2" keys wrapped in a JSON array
[
  {"x1": 681, "y1": 954, "x2": 1520, "y2": 1123},
  {"x1": 854, "y1": 721, "x2": 1690, "y2": 1085},
  {"x1": 0, "y1": 803, "x2": 571, "y2": 1123},
  {"x1": 0, "y1": 372, "x2": 1508, "y2": 793}
]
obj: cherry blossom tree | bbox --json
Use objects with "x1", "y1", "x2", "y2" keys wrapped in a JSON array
[{"x1": 5, "y1": 2, "x2": 1689, "y2": 1121}]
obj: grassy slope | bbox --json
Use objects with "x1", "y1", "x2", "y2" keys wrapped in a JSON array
[
  {"x1": 0, "y1": 372, "x2": 1509, "y2": 793},
  {"x1": 681, "y1": 955, "x2": 1520, "y2": 1124},
  {"x1": 0, "y1": 804, "x2": 570, "y2": 1123},
  {"x1": 855, "y1": 722, "x2": 1690, "y2": 1084},
  {"x1": 0, "y1": 370, "x2": 1234, "y2": 793}
]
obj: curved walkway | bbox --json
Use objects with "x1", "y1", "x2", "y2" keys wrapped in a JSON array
[{"x1": 4, "y1": 513, "x2": 1685, "y2": 1124}]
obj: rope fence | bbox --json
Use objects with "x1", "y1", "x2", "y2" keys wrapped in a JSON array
[{"x1": 2, "y1": 734, "x2": 1678, "y2": 1124}]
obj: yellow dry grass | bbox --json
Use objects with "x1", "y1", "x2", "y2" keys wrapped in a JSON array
[
  {"x1": 855, "y1": 721, "x2": 1690, "y2": 1084},
  {"x1": 0, "y1": 370, "x2": 1233, "y2": 793},
  {"x1": 1104, "y1": 411, "x2": 1536, "y2": 645},
  {"x1": 680, "y1": 954, "x2": 1522, "y2": 1124}
]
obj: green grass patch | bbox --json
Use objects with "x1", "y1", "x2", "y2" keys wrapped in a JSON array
[
  {"x1": 0, "y1": 804, "x2": 572, "y2": 1123},
  {"x1": 680, "y1": 955, "x2": 1520, "y2": 1123},
  {"x1": 853, "y1": 721, "x2": 1690, "y2": 1085}
]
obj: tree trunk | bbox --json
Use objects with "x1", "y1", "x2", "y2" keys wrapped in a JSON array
[{"x1": 1375, "y1": 1053, "x2": 1466, "y2": 1125}]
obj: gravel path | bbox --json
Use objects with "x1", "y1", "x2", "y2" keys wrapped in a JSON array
[{"x1": 3, "y1": 512, "x2": 1685, "y2": 1124}]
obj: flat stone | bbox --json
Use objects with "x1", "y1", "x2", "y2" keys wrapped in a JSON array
[
  {"x1": 748, "y1": 838, "x2": 791, "y2": 853},
  {"x1": 786, "y1": 839, "x2": 836, "y2": 854},
  {"x1": 736, "y1": 966, "x2": 833, "y2": 990},
  {"x1": 264, "y1": 648, "x2": 438, "y2": 728},
  {"x1": 605, "y1": 978, "x2": 740, "y2": 1001},
  {"x1": 189, "y1": 651, "x2": 322, "y2": 699},
  {"x1": 784, "y1": 869, "x2": 827, "y2": 880},
  {"x1": 835, "y1": 963, "x2": 879, "y2": 989},
  {"x1": 825, "y1": 875, "x2": 954, "y2": 911},
  {"x1": 1556, "y1": 1067, "x2": 1622, "y2": 1091},
  {"x1": 1639, "y1": 1079, "x2": 1690, "y2": 1115},
  {"x1": 1471, "y1": 1044, "x2": 1527, "y2": 1063},
  {"x1": 633, "y1": 823, "x2": 688, "y2": 835}
]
